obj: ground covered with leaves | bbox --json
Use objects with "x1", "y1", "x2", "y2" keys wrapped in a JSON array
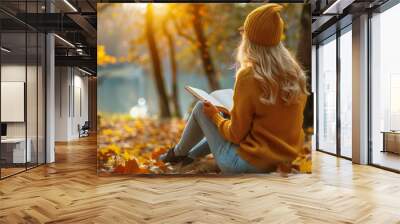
[{"x1": 98, "y1": 115, "x2": 312, "y2": 175}]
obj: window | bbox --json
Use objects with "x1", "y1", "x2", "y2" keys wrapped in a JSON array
[
  {"x1": 370, "y1": 3, "x2": 400, "y2": 171},
  {"x1": 317, "y1": 36, "x2": 337, "y2": 154},
  {"x1": 339, "y1": 28, "x2": 352, "y2": 158}
]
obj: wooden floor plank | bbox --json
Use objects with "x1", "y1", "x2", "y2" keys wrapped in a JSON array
[{"x1": 0, "y1": 136, "x2": 399, "y2": 223}]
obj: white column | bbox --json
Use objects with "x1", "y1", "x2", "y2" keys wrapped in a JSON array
[
  {"x1": 46, "y1": 33, "x2": 55, "y2": 163},
  {"x1": 352, "y1": 14, "x2": 369, "y2": 164},
  {"x1": 45, "y1": 0, "x2": 55, "y2": 163},
  {"x1": 54, "y1": 67, "x2": 73, "y2": 141}
]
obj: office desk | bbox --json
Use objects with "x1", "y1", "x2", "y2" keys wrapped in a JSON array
[{"x1": 1, "y1": 138, "x2": 31, "y2": 164}]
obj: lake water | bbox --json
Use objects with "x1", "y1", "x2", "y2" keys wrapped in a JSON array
[{"x1": 98, "y1": 63, "x2": 236, "y2": 117}]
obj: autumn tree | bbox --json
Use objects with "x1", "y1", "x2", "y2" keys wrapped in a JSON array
[
  {"x1": 145, "y1": 4, "x2": 171, "y2": 118},
  {"x1": 296, "y1": 3, "x2": 313, "y2": 128},
  {"x1": 190, "y1": 4, "x2": 220, "y2": 90},
  {"x1": 98, "y1": 3, "x2": 310, "y2": 121},
  {"x1": 162, "y1": 10, "x2": 181, "y2": 117},
  {"x1": 172, "y1": 4, "x2": 220, "y2": 91}
]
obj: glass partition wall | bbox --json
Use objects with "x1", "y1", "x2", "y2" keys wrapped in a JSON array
[
  {"x1": 316, "y1": 26, "x2": 353, "y2": 159},
  {"x1": 0, "y1": 2, "x2": 46, "y2": 179},
  {"x1": 0, "y1": 30, "x2": 27, "y2": 177}
]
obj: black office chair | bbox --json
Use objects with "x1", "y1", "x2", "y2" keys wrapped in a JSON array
[{"x1": 78, "y1": 121, "x2": 90, "y2": 138}]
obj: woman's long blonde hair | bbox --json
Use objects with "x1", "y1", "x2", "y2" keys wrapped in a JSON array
[{"x1": 236, "y1": 35, "x2": 309, "y2": 105}]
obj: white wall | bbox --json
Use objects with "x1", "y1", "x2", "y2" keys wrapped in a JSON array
[
  {"x1": 1, "y1": 65, "x2": 39, "y2": 138},
  {"x1": 71, "y1": 73, "x2": 89, "y2": 138},
  {"x1": 1, "y1": 65, "x2": 26, "y2": 139},
  {"x1": 55, "y1": 66, "x2": 69, "y2": 141},
  {"x1": 54, "y1": 67, "x2": 89, "y2": 141}
]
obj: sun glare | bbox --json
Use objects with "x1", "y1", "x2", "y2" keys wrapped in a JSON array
[{"x1": 122, "y1": 3, "x2": 167, "y2": 14}]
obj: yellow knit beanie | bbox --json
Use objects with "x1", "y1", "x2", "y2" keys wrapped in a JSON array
[{"x1": 243, "y1": 4, "x2": 284, "y2": 46}]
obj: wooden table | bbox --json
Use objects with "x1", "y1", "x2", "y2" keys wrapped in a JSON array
[{"x1": 381, "y1": 131, "x2": 400, "y2": 154}]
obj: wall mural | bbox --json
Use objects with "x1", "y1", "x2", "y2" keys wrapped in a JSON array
[{"x1": 97, "y1": 3, "x2": 312, "y2": 175}]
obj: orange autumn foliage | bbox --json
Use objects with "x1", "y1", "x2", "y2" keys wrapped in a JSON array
[
  {"x1": 98, "y1": 116, "x2": 312, "y2": 175},
  {"x1": 98, "y1": 116, "x2": 185, "y2": 174},
  {"x1": 151, "y1": 147, "x2": 168, "y2": 160},
  {"x1": 113, "y1": 159, "x2": 150, "y2": 174},
  {"x1": 98, "y1": 45, "x2": 117, "y2": 66}
]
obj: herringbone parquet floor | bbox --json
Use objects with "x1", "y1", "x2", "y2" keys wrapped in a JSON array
[{"x1": 1, "y1": 136, "x2": 400, "y2": 224}]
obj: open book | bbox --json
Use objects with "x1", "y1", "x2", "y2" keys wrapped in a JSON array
[{"x1": 185, "y1": 86, "x2": 233, "y2": 114}]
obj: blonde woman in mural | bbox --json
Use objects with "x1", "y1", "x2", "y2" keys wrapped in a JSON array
[{"x1": 161, "y1": 3, "x2": 309, "y2": 173}]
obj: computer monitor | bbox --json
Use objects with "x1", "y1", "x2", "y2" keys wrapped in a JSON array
[{"x1": 1, "y1": 123, "x2": 7, "y2": 137}]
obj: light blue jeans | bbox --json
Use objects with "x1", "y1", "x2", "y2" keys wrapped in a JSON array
[{"x1": 174, "y1": 101, "x2": 260, "y2": 174}]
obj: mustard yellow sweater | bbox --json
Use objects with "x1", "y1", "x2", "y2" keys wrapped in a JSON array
[{"x1": 211, "y1": 67, "x2": 307, "y2": 172}]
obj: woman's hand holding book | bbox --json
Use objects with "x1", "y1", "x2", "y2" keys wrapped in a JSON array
[{"x1": 203, "y1": 101, "x2": 220, "y2": 119}]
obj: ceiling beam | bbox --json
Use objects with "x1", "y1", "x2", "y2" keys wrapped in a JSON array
[
  {"x1": 67, "y1": 13, "x2": 96, "y2": 39},
  {"x1": 322, "y1": 0, "x2": 356, "y2": 15},
  {"x1": 11, "y1": 13, "x2": 82, "y2": 32},
  {"x1": 55, "y1": 55, "x2": 96, "y2": 72}
]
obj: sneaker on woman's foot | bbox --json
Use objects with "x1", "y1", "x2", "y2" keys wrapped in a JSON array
[
  {"x1": 159, "y1": 147, "x2": 186, "y2": 164},
  {"x1": 181, "y1": 157, "x2": 194, "y2": 167}
]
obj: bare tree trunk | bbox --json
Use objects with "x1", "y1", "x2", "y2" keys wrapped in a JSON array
[
  {"x1": 191, "y1": 4, "x2": 220, "y2": 91},
  {"x1": 145, "y1": 4, "x2": 171, "y2": 118},
  {"x1": 296, "y1": 4, "x2": 311, "y2": 76},
  {"x1": 162, "y1": 20, "x2": 182, "y2": 117},
  {"x1": 296, "y1": 3, "x2": 312, "y2": 129}
]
